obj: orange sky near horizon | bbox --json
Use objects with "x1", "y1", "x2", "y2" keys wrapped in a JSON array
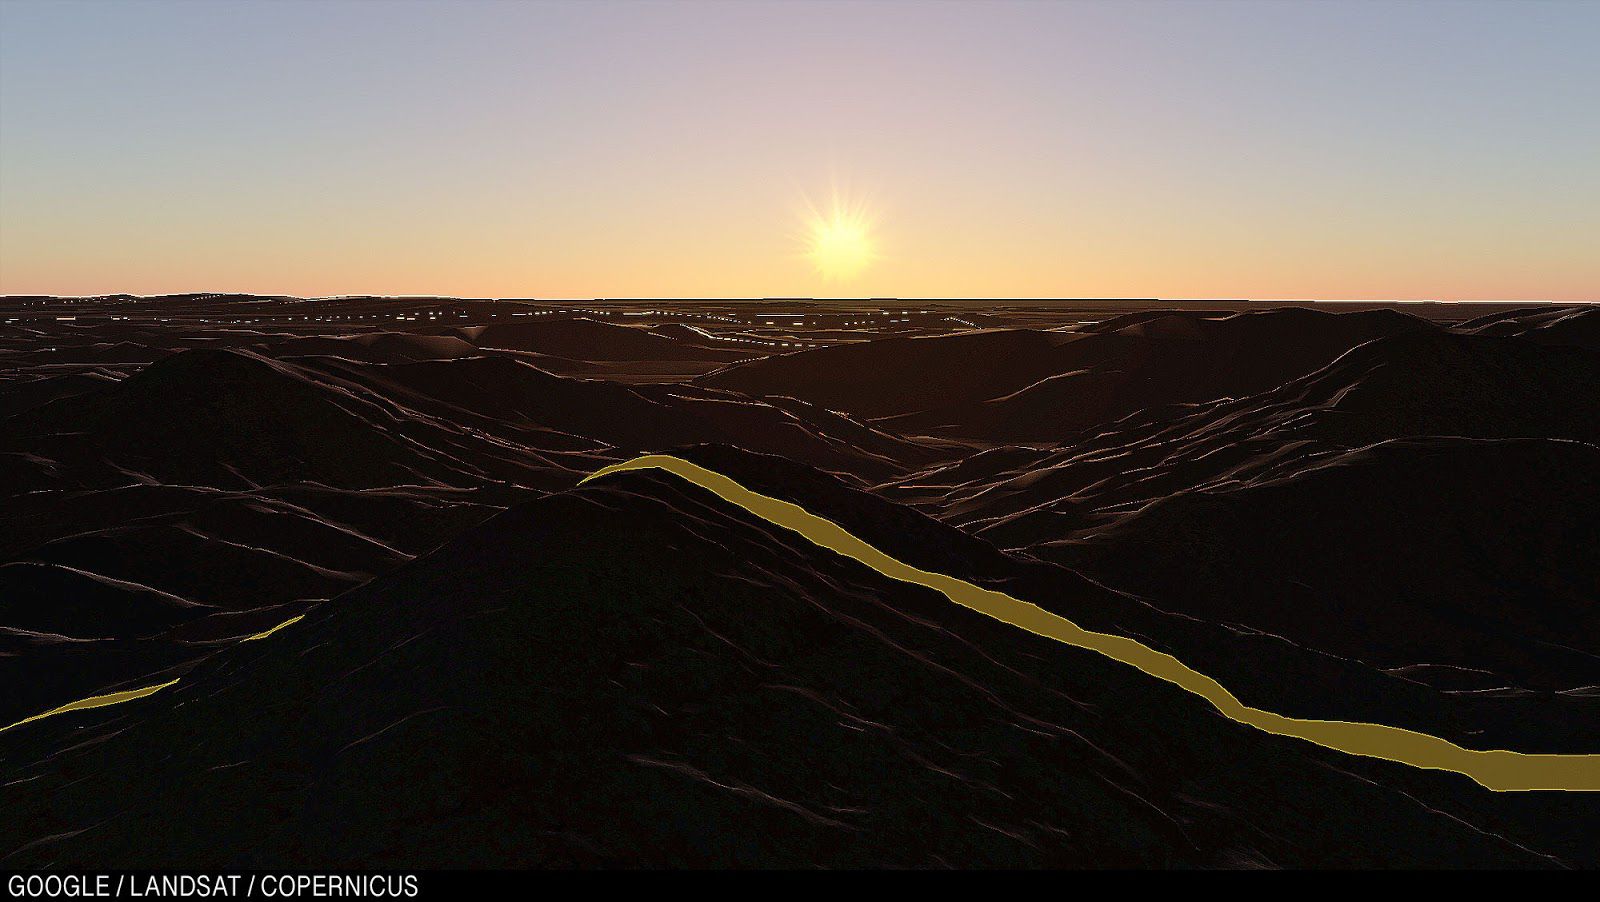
[{"x1": 2, "y1": 2, "x2": 1596, "y2": 302}]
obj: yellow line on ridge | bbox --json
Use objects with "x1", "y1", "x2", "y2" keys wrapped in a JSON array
[
  {"x1": 242, "y1": 613, "x2": 304, "y2": 641},
  {"x1": 0, "y1": 613, "x2": 307, "y2": 736},
  {"x1": 584, "y1": 454, "x2": 1600, "y2": 792},
  {"x1": 0, "y1": 679, "x2": 180, "y2": 736}
]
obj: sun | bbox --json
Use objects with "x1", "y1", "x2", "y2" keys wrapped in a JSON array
[
  {"x1": 801, "y1": 190, "x2": 877, "y2": 281},
  {"x1": 809, "y1": 215, "x2": 873, "y2": 280}
]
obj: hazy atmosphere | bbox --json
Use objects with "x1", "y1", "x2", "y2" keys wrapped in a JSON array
[{"x1": 2, "y1": 0, "x2": 1595, "y2": 300}]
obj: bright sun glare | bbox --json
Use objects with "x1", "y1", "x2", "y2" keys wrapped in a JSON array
[{"x1": 801, "y1": 190, "x2": 877, "y2": 281}]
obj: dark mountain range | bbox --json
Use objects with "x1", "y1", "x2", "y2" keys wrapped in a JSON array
[{"x1": 1, "y1": 296, "x2": 1594, "y2": 869}]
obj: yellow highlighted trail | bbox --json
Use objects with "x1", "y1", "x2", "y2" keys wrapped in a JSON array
[
  {"x1": 242, "y1": 613, "x2": 304, "y2": 641},
  {"x1": 585, "y1": 454, "x2": 1600, "y2": 792},
  {"x1": 0, "y1": 679, "x2": 180, "y2": 736},
  {"x1": 0, "y1": 612, "x2": 306, "y2": 736},
  {"x1": 6, "y1": 459, "x2": 1595, "y2": 793}
]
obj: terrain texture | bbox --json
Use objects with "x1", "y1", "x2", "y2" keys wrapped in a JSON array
[{"x1": 1, "y1": 294, "x2": 1596, "y2": 868}]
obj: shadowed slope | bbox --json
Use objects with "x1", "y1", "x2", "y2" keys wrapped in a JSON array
[
  {"x1": 3, "y1": 464, "x2": 1594, "y2": 867},
  {"x1": 1038, "y1": 438, "x2": 1600, "y2": 691},
  {"x1": 585, "y1": 454, "x2": 1600, "y2": 792},
  {"x1": 699, "y1": 328, "x2": 1078, "y2": 419},
  {"x1": 2, "y1": 348, "x2": 457, "y2": 491},
  {"x1": 892, "y1": 327, "x2": 1600, "y2": 542},
  {"x1": 702, "y1": 308, "x2": 1432, "y2": 439},
  {"x1": 457, "y1": 317, "x2": 750, "y2": 364}
]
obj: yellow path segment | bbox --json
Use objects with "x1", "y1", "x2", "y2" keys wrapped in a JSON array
[
  {"x1": 584, "y1": 454, "x2": 1600, "y2": 792},
  {"x1": 5, "y1": 457, "x2": 1595, "y2": 793},
  {"x1": 0, "y1": 613, "x2": 306, "y2": 736},
  {"x1": 0, "y1": 679, "x2": 180, "y2": 736},
  {"x1": 242, "y1": 613, "x2": 304, "y2": 641}
]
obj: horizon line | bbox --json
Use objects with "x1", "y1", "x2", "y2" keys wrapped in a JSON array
[{"x1": 3, "y1": 294, "x2": 1594, "y2": 306}]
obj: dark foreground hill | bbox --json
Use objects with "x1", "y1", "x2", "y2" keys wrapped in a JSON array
[
  {"x1": 0, "y1": 335, "x2": 934, "y2": 728},
  {"x1": 2, "y1": 458, "x2": 1594, "y2": 868}
]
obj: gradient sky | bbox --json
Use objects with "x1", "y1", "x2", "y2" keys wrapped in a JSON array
[{"x1": 1, "y1": 0, "x2": 1595, "y2": 300}]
